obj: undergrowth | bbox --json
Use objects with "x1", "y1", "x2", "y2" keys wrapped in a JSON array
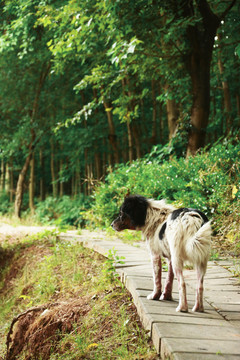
[
  {"x1": 85, "y1": 138, "x2": 240, "y2": 248},
  {"x1": 33, "y1": 195, "x2": 91, "y2": 228},
  {"x1": 0, "y1": 231, "x2": 157, "y2": 360}
]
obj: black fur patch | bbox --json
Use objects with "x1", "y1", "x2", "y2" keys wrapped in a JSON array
[
  {"x1": 171, "y1": 208, "x2": 208, "y2": 224},
  {"x1": 121, "y1": 195, "x2": 149, "y2": 227},
  {"x1": 159, "y1": 222, "x2": 167, "y2": 240}
]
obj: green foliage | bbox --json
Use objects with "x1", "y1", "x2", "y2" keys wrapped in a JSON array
[
  {"x1": 0, "y1": 0, "x2": 239, "y2": 220},
  {"x1": 34, "y1": 195, "x2": 90, "y2": 227},
  {"x1": 88, "y1": 138, "x2": 240, "y2": 228},
  {"x1": 0, "y1": 191, "x2": 12, "y2": 215}
]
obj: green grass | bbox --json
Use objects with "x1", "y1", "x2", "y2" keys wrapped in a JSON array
[{"x1": 0, "y1": 231, "x2": 158, "y2": 360}]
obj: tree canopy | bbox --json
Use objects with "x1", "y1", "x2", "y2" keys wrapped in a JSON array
[{"x1": 0, "y1": 0, "x2": 239, "y2": 217}]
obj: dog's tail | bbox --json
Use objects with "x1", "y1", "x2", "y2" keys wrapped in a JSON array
[{"x1": 185, "y1": 221, "x2": 212, "y2": 265}]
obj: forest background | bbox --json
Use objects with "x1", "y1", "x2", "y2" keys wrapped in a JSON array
[{"x1": 0, "y1": 0, "x2": 239, "y2": 245}]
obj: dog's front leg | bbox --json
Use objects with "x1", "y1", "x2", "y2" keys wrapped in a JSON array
[
  {"x1": 147, "y1": 255, "x2": 162, "y2": 300},
  {"x1": 160, "y1": 258, "x2": 174, "y2": 301}
]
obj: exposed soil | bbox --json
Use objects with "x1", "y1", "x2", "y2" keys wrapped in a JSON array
[{"x1": 5, "y1": 299, "x2": 91, "y2": 360}]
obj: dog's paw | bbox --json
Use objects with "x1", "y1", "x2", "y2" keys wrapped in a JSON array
[
  {"x1": 160, "y1": 293, "x2": 173, "y2": 301},
  {"x1": 147, "y1": 291, "x2": 161, "y2": 300},
  {"x1": 176, "y1": 304, "x2": 188, "y2": 312},
  {"x1": 192, "y1": 304, "x2": 204, "y2": 312}
]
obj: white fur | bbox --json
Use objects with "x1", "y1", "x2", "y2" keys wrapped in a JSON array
[{"x1": 140, "y1": 200, "x2": 211, "y2": 312}]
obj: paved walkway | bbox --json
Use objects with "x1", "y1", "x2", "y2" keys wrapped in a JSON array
[{"x1": 59, "y1": 231, "x2": 240, "y2": 360}]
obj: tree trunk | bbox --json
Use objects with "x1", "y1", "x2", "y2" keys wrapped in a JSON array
[
  {"x1": 1, "y1": 159, "x2": 6, "y2": 191},
  {"x1": 102, "y1": 140, "x2": 107, "y2": 177},
  {"x1": 5, "y1": 163, "x2": 10, "y2": 194},
  {"x1": 9, "y1": 158, "x2": 14, "y2": 202},
  {"x1": 15, "y1": 153, "x2": 32, "y2": 218},
  {"x1": 121, "y1": 77, "x2": 137, "y2": 162},
  {"x1": 187, "y1": 55, "x2": 212, "y2": 156},
  {"x1": 71, "y1": 175, "x2": 75, "y2": 197},
  {"x1": 15, "y1": 126, "x2": 36, "y2": 218},
  {"x1": 74, "y1": 159, "x2": 81, "y2": 195},
  {"x1": 59, "y1": 145, "x2": 64, "y2": 197},
  {"x1": 84, "y1": 148, "x2": 88, "y2": 196},
  {"x1": 186, "y1": 9, "x2": 220, "y2": 156},
  {"x1": 158, "y1": 83, "x2": 164, "y2": 144},
  {"x1": 74, "y1": 171, "x2": 81, "y2": 196},
  {"x1": 185, "y1": 0, "x2": 236, "y2": 156},
  {"x1": 93, "y1": 88, "x2": 102, "y2": 180},
  {"x1": 39, "y1": 148, "x2": 45, "y2": 201},
  {"x1": 151, "y1": 79, "x2": 157, "y2": 145},
  {"x1": 126, "y1": 121, "x2": 134, "y2": 162},
  {"x1": 236, "y1": 94, "x2": 240, "y2": 119},
  {"x1": 217, "y1": 33, "x2": 232, "y2": 134},
  {"x1": 14, "y1": 63, "x2": 51, "y2": 217},
  {"x1": 132, "y1": 123, "x2": 141, "y2": 159},
  {"x1": 51, "y1": 141, "x2": 58, "y2": 198},
  {"x1": 94, "y1": 153, "x2": 101, "y2": 180},
  {"x1": 164, "y1": 84, "x2": 179, "y2": 141},
  {"x1": 103, "y1": 99, "x2": 119, "y2": 165},
  {"x1": 29, "y1": 153, "x2": 35, "y2": 215},
  {"x1": 85, "y1": 163, "x2": 93, "y2": 195},
  {"x1": 126, "y1": 76, "x2": 142, "y2": 159}
]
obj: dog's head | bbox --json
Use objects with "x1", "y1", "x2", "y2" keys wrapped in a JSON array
[{"x1": 111, "y1": 195, "x2": 149, "y2": 231}]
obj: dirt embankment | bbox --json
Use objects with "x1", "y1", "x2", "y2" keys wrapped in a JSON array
[{"x1": 5, "y1": 299, "x2": 91, "y2": 360}]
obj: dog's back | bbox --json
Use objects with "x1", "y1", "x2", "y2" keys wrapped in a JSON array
[{"x1": 165, "y1": 210, "x2": 211, "y2": 268}]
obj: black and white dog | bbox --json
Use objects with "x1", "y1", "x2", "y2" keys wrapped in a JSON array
[{"x1": 111, "y1": 195, "x2": 211, "y2": 312}]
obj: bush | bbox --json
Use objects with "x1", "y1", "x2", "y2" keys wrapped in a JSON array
[
  {"x1": 34, "y1": 195, "x2": 90, "y2": 227},
  {"x1": 87, "y1": 138, "x2": 240, "y2": 228}
]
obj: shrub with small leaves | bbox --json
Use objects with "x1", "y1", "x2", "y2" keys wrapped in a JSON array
[{"x1": 87, "y1": 137, "x2": 240, "y2": 231}]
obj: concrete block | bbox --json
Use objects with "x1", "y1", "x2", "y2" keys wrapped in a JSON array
[
  {"x1": 152, "y1": 322, "x2": 240, "y2": 356},
  {"x1": 161, "y1": 337, "x2": 240, "y2": 360}
]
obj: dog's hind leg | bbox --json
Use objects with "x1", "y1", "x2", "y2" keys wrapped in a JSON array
[
  {"x1": 192, "y1": 264, "x2": 207, "y2": 312},
  {"x1": 160, "y1": 259, "x2": 174, "y2": 301},
  {"x1": 147, "y1": 255, "x2": 162, "y2": 300},
  {"x1": 174, "y1": 266, "x2": 188, "y2": 312}
]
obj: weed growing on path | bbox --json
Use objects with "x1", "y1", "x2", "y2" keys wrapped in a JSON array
[{"x1": 102, "y1": 248, "x2": 125, "y2": 283}]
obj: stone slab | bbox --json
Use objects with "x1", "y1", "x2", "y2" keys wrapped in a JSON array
[
  {"x1": 125, "y1": 276, "x2": 179, "y2": 294},
  {"x1": 132, "y1": 288, "x2": 196, "y2": 302},
  {"x1": 219, "y1": 311, "x2": 240, "y2": 321},
  {"x1": 161, "y1": 337, "x2": 240, "y2": 359},
  {"x1": 121, "y1": 266, "x2": 159, "y2": 279},
  {"x1": 213, "y1": 303, "x2": 240, "y2": 311},
  {"x1": 169, "y1": 351, "x2": 238, "y2": 360},
  {"x1": 152, "y1": 322, "x2": 240, "y2": 355},
  {"x1": 203, "y1": 278, "x2": 238, "y2": 285},
  {"x1": 205, "y1": 292, "x2": 240, "y2": 304},
  {"x1": 142, "y1": 298, "x2": 215, "y2": 313}
]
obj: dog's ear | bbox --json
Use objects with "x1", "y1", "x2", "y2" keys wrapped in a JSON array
[{"x1": 123, "y1": 195, "x2": 148, "y2": 227}]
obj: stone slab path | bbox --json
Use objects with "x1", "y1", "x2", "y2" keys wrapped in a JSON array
[{"x1": 59, "y1": 231, "x2": 240, "y2": 360}]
